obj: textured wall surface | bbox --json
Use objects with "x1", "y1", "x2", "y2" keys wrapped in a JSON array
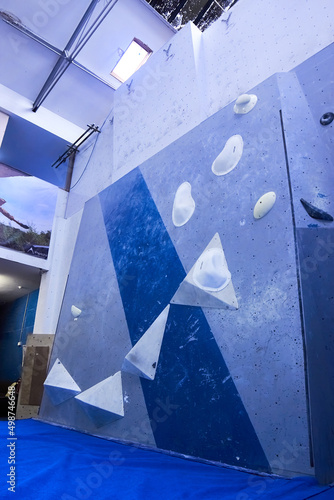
[{"x1": 39, "y1": 49, "x2": 334, "y2": 477}]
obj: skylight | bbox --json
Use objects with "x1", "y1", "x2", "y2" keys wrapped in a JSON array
[{"x1": 111, "y1": 38, "x2": 152, "y2": 83}]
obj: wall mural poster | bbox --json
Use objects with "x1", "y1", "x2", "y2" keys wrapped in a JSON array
[{"x1": 0, "y1": 164, "x2": 58, "y2": 259}]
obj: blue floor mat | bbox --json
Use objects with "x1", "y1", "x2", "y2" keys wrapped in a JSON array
[{"x1": 0, "y1": 419, "x2": 333, "y2": 499}]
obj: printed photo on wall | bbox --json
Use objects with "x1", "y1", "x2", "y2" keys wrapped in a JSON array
[{"x1": 0, "y1": 164, "x2": 58, "y2": 259}]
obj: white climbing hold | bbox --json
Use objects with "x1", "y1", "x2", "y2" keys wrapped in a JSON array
[
  {"x1": 71, "y1": 305, "x2": 82, "y2": 319},
  {"x1": 44, "y1": 358, "x2": 81, "y2": 405},
  {"x1": 122, "y1": 305, "x2": 170, "y2": 380},
  {"x1": 253, "y1": 192, "x2": 277, "y2": 219},
  {"x1": 75, "y1": 371, "x2": 124, "y2": 427},
  {"x1": 234, "y1": 94, "x2": 258, "y2": 114},
  {"x1": 171, "y1": 233, "x2": 238, "y2": 310},
  {"x1": 172, "y1": 182, "x2": 195, "y2": 227},
  {"x1": 212, "y1": 135, "x2": 243, "y2": 176},
  {"x1": 193, "y1": 247, "x2": 231, "y2": 292}
]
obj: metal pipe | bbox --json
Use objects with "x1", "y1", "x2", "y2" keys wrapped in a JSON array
[
  {"x1": 71, "y1": 61, "x2": 118, "y2": 90},
  {"x1": 64, "y1": 149, "x2": 77, "y2": 192},
  {"x1": 52, "y1": 124, "x2": 100, "y2": 169},
  {"x1": 2, "y1": 18, "x2": 63, "y2": 57}
]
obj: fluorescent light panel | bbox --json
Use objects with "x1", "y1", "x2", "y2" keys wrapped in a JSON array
[
  {"x1": 111, "y1": 38, "x2": 152, "y2": 83},
  {"x1": 0, "y1": 112, "x2": 9, "y2": 148}
]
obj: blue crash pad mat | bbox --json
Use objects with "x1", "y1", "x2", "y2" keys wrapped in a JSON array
[{"x1": 0, "y1": 419, "x2": 333, "y2": 499}]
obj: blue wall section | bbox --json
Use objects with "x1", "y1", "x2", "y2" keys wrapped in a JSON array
[
  {"x1": 99, "y1": 169, "x2": 270, "y2": 470},
  {"x1": 99, "y1": 168, "x2": 185, "y2": 344},
  {"x1": 0, "y1": 290, "x2": 39, "y2": 382}
]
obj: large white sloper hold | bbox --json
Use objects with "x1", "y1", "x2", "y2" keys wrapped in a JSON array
[
  {"x1": 171, "y1": 233, "x2": 238, "y2": 309},
  {"x1": 172, "y1": 182, "x2": 195, "y2": 227},
  {"x1": 44, "y1": 358, "x2": 81, "y2": 406},
  {"x1": 253, "y1": 192, "x2": 277, "y2": 219},
  {"x1": 211, "y1": 135, "x2": 243, "y2": 176},
  {"x1": 122, "y1": 305, "x2": 170, "y2": 380},
  {"x1": 75, "y1": 371, "x2": 124, "y2": 427}
]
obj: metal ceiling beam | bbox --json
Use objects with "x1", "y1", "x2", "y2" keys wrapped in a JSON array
[
  {"x1": 2, "y1": 18, "x2": 118, "y2": 90},
  {"x1": 32, "y1": 0, "x2": 100, "y2": 112},
  {"x1": 193, "y1": 0, "x2": 215, "y2": 25},
  {"x1": 32, "y1": 0, "x2": 119, "y2": 112},
  {"x1": 168, "y1": 0, "x2": 189, "y2": 23},
  {"x1": 2, "y1": 17, "x2": 63, "y2": 57}
]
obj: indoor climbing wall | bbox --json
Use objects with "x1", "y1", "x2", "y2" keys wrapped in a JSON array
[{"x1": 39, "y1": 46, "x2": 334, "y2": 481}]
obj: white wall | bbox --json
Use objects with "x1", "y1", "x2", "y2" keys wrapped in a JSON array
[
  {"x1": 33, "y1": 190, "x2": 82, "y2": 335},
  {"x1": 203, "y1": 0, "x2": 334, "y2": 118},
  {"x1": 35, "y1": 0, "x2": 334, "y2": 333},
  {"x1": 0, "y1": 84, "x2": 84, "y2": 143}
]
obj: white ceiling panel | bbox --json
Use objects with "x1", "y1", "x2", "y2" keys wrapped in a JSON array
[
  {"x1": 0, "y1": 0, "x2": 175, "y2": 124},
  {"x1": 43, "y1": 63, "x2": 115, "y2": 128},
  {"x1": 0, "y1": 0, "x2": 93, "y2": 49},
  {"x1": 0, "y1": 20, "x2": 59, "y2": 100}
]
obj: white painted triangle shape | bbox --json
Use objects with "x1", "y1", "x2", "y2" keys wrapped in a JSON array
[
  {"x1": 122, "y1": 305, "x2": 170, "y2": 380},
  {"x1": 75, "y1": 371, "x2": 124, "y2": 424},
  {"x1": 44, "y1": 358, "x2": 81, "y2": 405},
  {"x1": 171, "y1": 233, "x2": 238, "y2": 310}
]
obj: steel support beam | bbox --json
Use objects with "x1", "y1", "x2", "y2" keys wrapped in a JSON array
[
  {"x1": 193, "y1": 0, "x2": 215, "y2": 25},
  {"x1": 32, "y1": 0, "x2": 100, "y2": 112},
  {"x1": 168, "y1": 0, "x2": 189, "y2": 23},
  {"x1": 2, "y1": 18, "x2": 118, "y2": 90},
  {"x1": 31, "y1": 0, "x2": 119, "y2": 112}
]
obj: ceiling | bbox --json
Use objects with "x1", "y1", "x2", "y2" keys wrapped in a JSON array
[
  {"x1": 0, "y1": 0, "x2": 237, "y2": 304},
  {"x1": 0, "y1": 258, "x2": 41, "y2": 304},
  {"x1": 0, "y1": 0, "x2": 175, "y2": 127}
]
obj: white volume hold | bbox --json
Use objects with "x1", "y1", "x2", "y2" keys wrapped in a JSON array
[
  {"x1": 253, "y1": 192, "x2": 277, "y2": 219},
  {"x1": 234, "y1": 94, "x2": 258, "y2": 114},
  {"x1": 172, "y1": 182, "x2": 195, "y2": 227},
  {"x1": 212, "y1": 135, "x2": 243, "y2": 176},
  {"x1": 193, "y1": 247, "x2": 231, "y2": 292}
]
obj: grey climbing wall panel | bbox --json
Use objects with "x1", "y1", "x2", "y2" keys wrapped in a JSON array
[{"x1": 39, "y1": 45, "x2": 334, "y2": 481}]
